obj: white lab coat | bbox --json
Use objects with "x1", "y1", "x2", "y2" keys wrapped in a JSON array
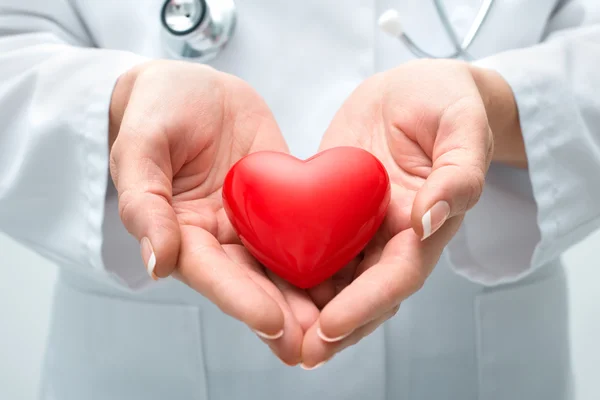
[{"x1": 0, "y1": 0, "x2": 599, "y2": 399}]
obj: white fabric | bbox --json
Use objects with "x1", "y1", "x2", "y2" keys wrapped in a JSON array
[
  {"x1": 0, "y1": 0, "x2": 596, "y2": 399},
  {"x1": 448, "y1": 3, "x2": 600, "y2": 285},
  {"x1": 0, "y1": 0, "x2": 148, "y2": 288}
]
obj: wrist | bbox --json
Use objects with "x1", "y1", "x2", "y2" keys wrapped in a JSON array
[{"x1": 469, "y1": 64, "x2": 527, "y2": 169}]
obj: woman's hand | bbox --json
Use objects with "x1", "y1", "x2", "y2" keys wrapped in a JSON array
[
  {"x1": 300, "y1": 59, "x2": 524, "y2": 368},
  {"x1": 109, "y1": 60, "x2": 319, "y2": 366}
]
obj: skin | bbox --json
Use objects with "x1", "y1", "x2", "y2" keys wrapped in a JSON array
[
  {"x1": 109, "y1": 58, "x2": 525, "y2": 367},
  {"x1": 301, "y1": 59, "x2": 525, "y2": 366},
  {"x1": 109, "y1": 60, "x2": 318, "y2": 365}
]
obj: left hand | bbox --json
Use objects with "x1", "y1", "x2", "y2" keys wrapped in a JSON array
[{"x1": 300, "y1": 59, "x2": 522, "y2": 368}]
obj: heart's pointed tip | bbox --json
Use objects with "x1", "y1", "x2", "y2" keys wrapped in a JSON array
[
  {"x1": 268, "y1": 273, "x2": 324, "y2": 290},
  {"x1": 286, "y1": 280, "x2": 325, "y2": 290},
  {"x1": 264, "y1": 268, "x2": 330, "y2": 289}
]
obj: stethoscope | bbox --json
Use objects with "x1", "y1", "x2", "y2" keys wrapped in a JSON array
[
  {"x1": 161, "y1": 0, "x2": 494, "y2": 62},
  {"x1": 161, "y1": 0, "x2": 236, "y2": 62}
]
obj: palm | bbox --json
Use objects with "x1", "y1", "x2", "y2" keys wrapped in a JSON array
[
  {"x1": 313, "y1": 80, "x2": 434, "y2": 302},
  {"x1": 113, "y1": 63, "x2": 322, "y2": 365},
  {"x1": 161, "y1": 78, "x2": 319, "y2": 365},
  {"x1": 350, "y1": 133, "x2": 426, "y2": 270},
  {"x1": 301, "y1": 61, "x2": 491, "y2": 367}
]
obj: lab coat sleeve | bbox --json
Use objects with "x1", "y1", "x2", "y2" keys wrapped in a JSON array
[
  {"x1": 446, "y1": 7, "x2": 600, "y2": 286},
  {"x1": 0, "y1": 2, "x2": 148, "y2": 285}
]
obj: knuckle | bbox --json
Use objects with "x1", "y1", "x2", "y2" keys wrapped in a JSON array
[
  {"x1": 464, "y1": 168, "x2": 486, "y2": 211},
  {"x1": 153, "y1": 211, "x2": 180, "y2": 241},
  {"x1": 388, "y1": 304, "x2": 401, "y2": 318},
  {"x1": 123, "y1": 120, "x2": 167, "y2": 148},
  {"x1": 117, "y1": 189, "x2": 173, "y2": 232},
  {"x1": 117, "y1": 189, "x2": 138, "y2": 229},
  {"x1": 373, "y1": 265, "x2": 427, "y2": 308},
  {"x1": 448, "y1": 95, "x2": 483, "y2": 115},
  {"x1": 442, "y1": 96, "x2": 485, "y2": 126},
  {"x1": 486, "y1": 127, "x2": 495, "y2": 163},
  {"x1": 371, "y1": 277, "x2": 401, "y2": 307},
  {"x1": 109, "y1": 151, "x2": 120, "y2": 187},
  {"x1": 402, "y1": 264, "x2": 427, "y2": 295},
  {"x1": 442, "y1": 163, "x2": 486, "y2": 215}
]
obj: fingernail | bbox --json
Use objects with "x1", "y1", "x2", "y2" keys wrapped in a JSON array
[
  {"x1": 254, "y1": 329, "x2": 284, "y2": 340},
  {"x1": 300, "y1": 360, "x2": 328, "y2": 370},
  {"x1": 140, "y1": 237, "x2": 158, "y2": 280},
  {"x1": 421, "y1": 201, "x2": 451, "y2": 240},
  {"x1": 317, "y1": 326, "x2": 352, "y2": 343}
]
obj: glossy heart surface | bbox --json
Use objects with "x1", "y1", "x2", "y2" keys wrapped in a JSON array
[{"x1": 222, "y1": 146, "x2": 391, "y2": 288}]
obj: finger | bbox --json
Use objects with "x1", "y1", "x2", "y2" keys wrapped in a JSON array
[
  {"x1": 316, "y1": 219, "x2": 461, "y2": 342},
  {"x1": 110, "y1": 121, "x2": 179, "y2": 280},
  {"x1": 317, "y1": 74, "x2": 386, "y2": 153},
  {"x1": 353, "y1": 245, "x2": 381, "y2": 279},
  {"x1": 176, "y1": 225, "x2": 285, "y2": 340},
  {"x1": 307, "y1": 257, "x2": 361, "y2": 309},
  {"x1": 224, "y1": 246, "x2": 305, "y2": 365},
  {"x1": 267, "y1": 270, "x2": 320, "y2": 334},
  {"x1": 301, "y1": 305, "x2": 400, "y2": 369},
  {"x1": 410, "y1": 98, "x2": 493, "y2": 240},
  {"x1": 306, "y1": 280, "x2": 336, "y2": 310},
  {"x1": 331, "y1": 256, "x2": 362, "y2": 295},
  {"x1": 216, "y1": 205, "x2": 244, "y2": 245}
]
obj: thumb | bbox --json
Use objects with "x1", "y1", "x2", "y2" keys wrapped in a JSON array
[
  {"x1": 411, "y1": 107, "x2": 493, "y2": 240},
  {"x1": 110, "y1": 129, "x2": 180, "y2": 280}
]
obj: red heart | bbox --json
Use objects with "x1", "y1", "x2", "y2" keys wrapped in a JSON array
[{"x1": 222, "y1": 146, "x2": 391, "y2": 289}]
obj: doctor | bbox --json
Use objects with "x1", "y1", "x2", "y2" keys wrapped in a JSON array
[{"x1": 1, "y1": 0, "x2": 599, "y2": 399}]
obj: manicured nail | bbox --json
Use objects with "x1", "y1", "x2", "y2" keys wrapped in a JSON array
[
  {"x1": 300, "y1": 360, "x2": 328, "y2": 370},
  {"x1": 140, "y1": 237, "x2": 158, "y2": 280},
  {"x1": 317, "y1": 326, "x2": 352, "y2": 343},
  {"x1": 254, "y1": 329, "x2": 284, "y2": 340},
  {"x1": 421, "y1": 201, "x2": 451, "y2": 240}
]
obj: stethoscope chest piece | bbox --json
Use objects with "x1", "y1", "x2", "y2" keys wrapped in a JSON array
[{"x1": 161, "y1": 0, "x2": 236, "y2": 62}]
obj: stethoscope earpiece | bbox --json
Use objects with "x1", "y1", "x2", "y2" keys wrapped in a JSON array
[
  {"x1": 378, "y1": 9, "x2": 404, "y2": 38},
  {"x1": 377, "y1": 0, "x2": 494, "y2": 60}
]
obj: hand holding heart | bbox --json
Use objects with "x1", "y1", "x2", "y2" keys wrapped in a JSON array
[
  {"x1": 110, "y1": 60, "x2": 318, "y2": 365},
  {"x1": 300, "y1": 59, "x2": 497, "y2": 367},
  {"x1": 110, "y1": 59, "x2": 509, "y2": 367}
]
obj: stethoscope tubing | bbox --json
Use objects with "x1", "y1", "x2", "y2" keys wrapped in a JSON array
[
  {"x1": 401, "y1": 0, "x2": 494, "y2": 60},
  {"x1": 162, "y1": 0, "x2": 495, "y2": 62}
]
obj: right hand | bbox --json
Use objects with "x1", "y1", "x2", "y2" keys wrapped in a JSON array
[{"x1": 109, "y1": 60, "x2": 319, "y2": 365}]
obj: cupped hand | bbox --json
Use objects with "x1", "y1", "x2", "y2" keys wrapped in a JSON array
[
  {"x1": 109, "y1": 60, "x2": 319, "y2": 365},
  {"x1": 301, "y1": 59, "x2": 518, "y2": 368}
]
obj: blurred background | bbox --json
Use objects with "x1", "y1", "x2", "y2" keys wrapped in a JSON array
[{"x1": 1, "y1": 229, "x2": 599, "y2": 399}]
